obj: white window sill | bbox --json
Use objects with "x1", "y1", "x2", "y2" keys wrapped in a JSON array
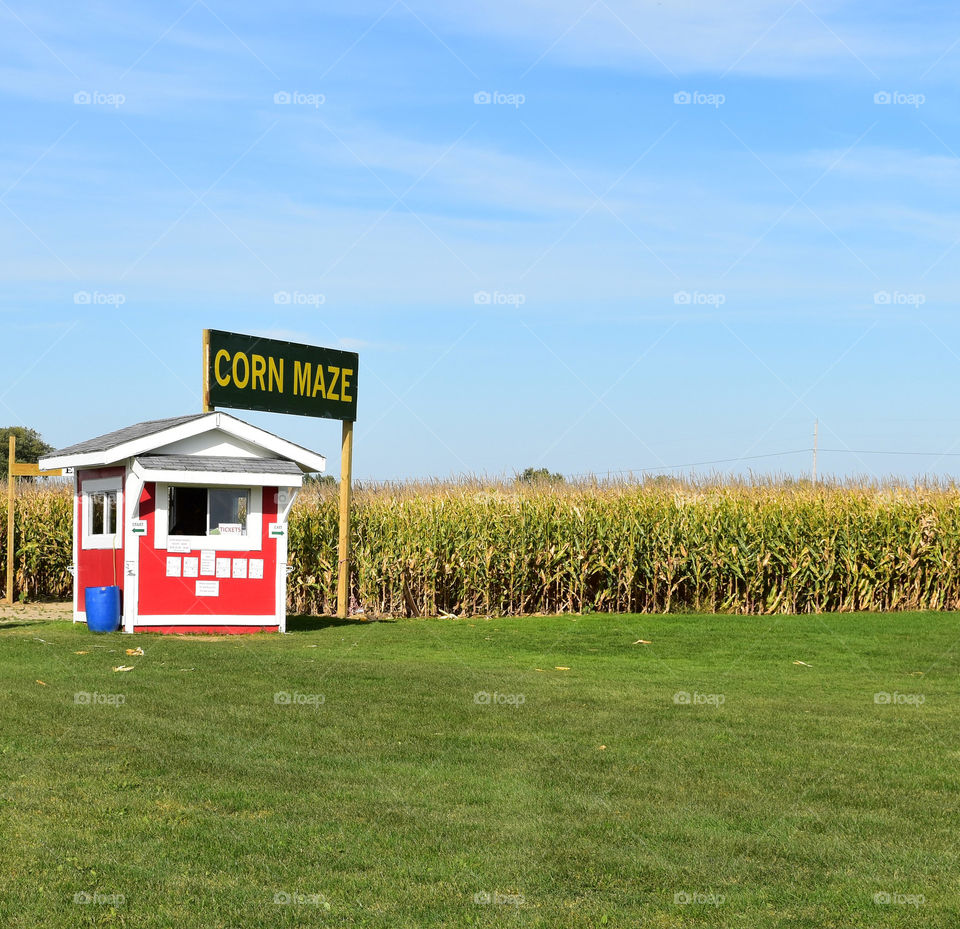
[
  {"x1": 83, "y1": 537, "x2": 122, "y2": 551},
  {"x1": 162, "y1": 535, "x2": 263, "y2": 553}
]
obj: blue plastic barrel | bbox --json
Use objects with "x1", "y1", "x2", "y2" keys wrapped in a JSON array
[{"x1": 85, "y1": 586, "x2": 121, "y2": 633}]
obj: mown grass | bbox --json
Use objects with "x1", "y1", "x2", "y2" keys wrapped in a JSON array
[{"x1": 1, "y1": 611, "x2": 958, "y2": 927}]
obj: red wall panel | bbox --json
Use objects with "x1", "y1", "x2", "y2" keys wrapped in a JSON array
[
  {"x1": 76, "y1": 467, "x2": 126, "y2": 612},
  {"x1": 137, "y1": 482, "x2": 279, "y2": 617}
]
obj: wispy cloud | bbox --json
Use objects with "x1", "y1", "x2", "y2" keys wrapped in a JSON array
[{"x1": 391, "y1": 0, "x2": 950, "y2": 78}]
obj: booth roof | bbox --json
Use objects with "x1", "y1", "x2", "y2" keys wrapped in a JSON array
[
  {"x1": 135, "y1": 455, "x2": 302, "y2": 475},
  {"x1": 43, "y1": 411, "x2": 327, "y2": 474},
  {"x1": 49, "y1": 414, "x2": 209, "y2": 457}
]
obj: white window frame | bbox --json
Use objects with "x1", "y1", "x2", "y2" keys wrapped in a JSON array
[
  {"x1": 154, "y1": 483, "x2": 263, "y2": 552},
  {"x1": 81, "y1": 477, "x2": 123, "y2": 550}
]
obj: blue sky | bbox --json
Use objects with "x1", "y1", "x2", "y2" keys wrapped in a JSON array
[{"x1": 3, "y1": 1, "x2": 960, "y2": 480}]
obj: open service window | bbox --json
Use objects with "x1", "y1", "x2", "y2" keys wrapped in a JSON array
[
  {"x1": 81, "y1": 477, "x2": 123, "y2": 550},
  {"x1": 154, "y1": 484, "x2": 263, "y2": 551}
]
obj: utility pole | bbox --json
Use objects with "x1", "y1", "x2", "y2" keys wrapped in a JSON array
[{"x1": 812, "y1": 419, "x2": 818, "y2": 483}]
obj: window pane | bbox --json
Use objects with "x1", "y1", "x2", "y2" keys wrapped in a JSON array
[
  {"x1": 208, "y1": 489, "x2": 249, "y2": 536},
  {"x1": 105, "y1": 492, "x2": 118, "y2": 535},
  {"x1": 91, "y1": 494, "x2": 104, "y2": 535},
  {"x1": 169, "y1": 486, "x2": 207, "y2": 536}
]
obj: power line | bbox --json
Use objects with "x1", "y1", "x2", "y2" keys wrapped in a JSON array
[
  {"x1": 566, "y1": 446, "x2": 960, "y2": 480},
  {"x1": 567, "y1": 449, "x2": 808, "y2": 480},
  {"x1": 820, "y1": 448, "x2": 960, "y2": 457}
]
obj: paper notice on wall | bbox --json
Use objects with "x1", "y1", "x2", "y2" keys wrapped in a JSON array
[
  {"x1": 131, "y1": 519, "x2": 147, "y2": 536},
  {"x1": 200, "y1": 551, "x2": 216, "y2": 576},
  {"x1": 166, "y1": 556, "x2": 181, "y2": 578},
  {"x1": 183, "y1": 557, "x2": 199, "y2": 578},
  {"x1": 232, "y1": 559, "x2": 247, "y2": 579},
  {"x1": 168, "y1": 537, "x2": 191, "y2": 554},
  {"x1": 249, "y1": 559, "x2": 264, "y2": 580},
  {"x1": 216, "y1": 557, "x2": 231, "y2": 579},
  {"x1": 195, "y1": 580, "x2": 219, "y2": 597}
]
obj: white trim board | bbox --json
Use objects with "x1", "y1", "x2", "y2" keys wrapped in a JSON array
[
  {"x1": 134, "y1": 614, "x2": 281, "y2": 626},
  {"x1": 123, "y1": 469, "x2": 144, "y2": 634},
  {"x1": 132, "y1": 459, "x2": 303, "y2": 488},
  {"x1": 76, "y1": 613, "x2": 280, "y2": 630}
]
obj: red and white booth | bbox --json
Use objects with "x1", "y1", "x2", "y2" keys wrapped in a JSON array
[{"x1": 40, "y1": 412, "x2": 325, "y2": 634}]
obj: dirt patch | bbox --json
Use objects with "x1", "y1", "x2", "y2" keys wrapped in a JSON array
[{"x1": 0, "y1": 601, "x2": 72, "y2": 625}]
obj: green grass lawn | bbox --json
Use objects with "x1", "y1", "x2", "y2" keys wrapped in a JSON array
[{"x1": 1, "y1": 611, "x2": 958, "y2": 928}]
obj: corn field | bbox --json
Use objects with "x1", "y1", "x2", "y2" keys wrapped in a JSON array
[
  {"x1": 0, "y1": 482, "x2": 74, "y2": 601},
  {"x1": 5, "y1": 477, "x2": 960, "y2": 615}
]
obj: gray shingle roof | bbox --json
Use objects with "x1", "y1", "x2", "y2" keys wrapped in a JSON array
[
  {"x1": 135, "y1": 455, "x2": 302, "y2": 475},
  {"x1": 43, "y1": 411, "x2": 325, "y2": 472},
  {"x1": 48, "y1": 414, "x2": 209, "y2": 457}
]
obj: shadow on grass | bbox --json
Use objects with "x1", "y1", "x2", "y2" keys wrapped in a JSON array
[
  {"x1": 0, "y1": 620, "x2": 53, "y2": 631},
  {"x1": 285, "y1": 614, "x2": 395, "y2": 632}
]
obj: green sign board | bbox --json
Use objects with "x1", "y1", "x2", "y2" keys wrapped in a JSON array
[{"x1": 204, "y1": 329, "x2": 358, "y2": 421}]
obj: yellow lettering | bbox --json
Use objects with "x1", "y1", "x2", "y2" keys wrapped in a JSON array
[
  {"x1": 232, "y1": 352, "x2": 249, "y2": 389},
  {"x1": 214, "y1": 350, "x2": 231, "y2": 387},
  {"x1": 268, "y1": 357, "x2": 284, "y2": 393},
  {"x1": 294, "y1": 361, "x2": 311, "y2": 396},
  {"x1": 340, "y1": 368, "x2": 353, "y2": 403},
  {"x1": 312, "y1": 365, "x2": 327, "y2": 398},
  {"x1": 251, "y1": 354, "x2": 267, "y2": 391},
  {"x1": 326, "y1": 366, "x2": 340, "y2": 401}
]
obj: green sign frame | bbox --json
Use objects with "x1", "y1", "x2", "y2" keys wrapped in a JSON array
[{"x1": 204, "y1": 329, "x2": 358, "y2": 422}]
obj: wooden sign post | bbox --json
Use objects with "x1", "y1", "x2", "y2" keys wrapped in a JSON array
[
  {"x1": 3, "y1": 434, "x2": 64, "y2": 604},
  {"x1": 4, "y1": 436, "x2": 13, "y2": 604},
  {"x1": 336, "y1": 420, "x2": 354, "y2": 618},
  {"x1": 202, "y1": 329, "x2": 359, "y2": 620}
]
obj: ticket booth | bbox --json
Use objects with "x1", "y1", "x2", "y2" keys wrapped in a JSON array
[{"x1": 40, "y1": 412, "x2": 325, "y2": 633}]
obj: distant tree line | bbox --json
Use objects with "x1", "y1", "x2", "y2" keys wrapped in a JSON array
[
  {"x1": 517, "y1": 467, "x2": 565, "y2": 485},
  {"x1": 1, "y1": 427, "x2": 52, "y2": 476}
]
